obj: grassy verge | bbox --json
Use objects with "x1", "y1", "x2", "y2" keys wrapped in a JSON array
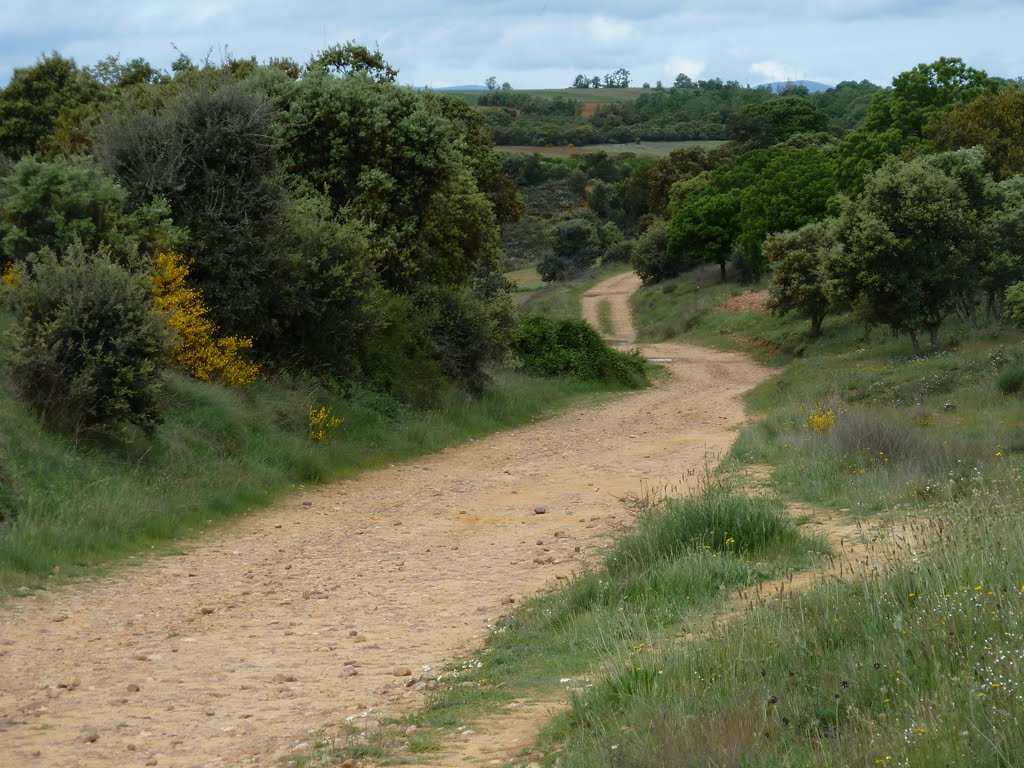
[
  {"x1": 0, "y1": 367, "x2": 633, "y2": 595},
  {"x1": 535, "y1": 269, "x2": 1024, "y2": 766},
  {"x1": 516, "y1": 263, "x2": 633, "y2": 321},
  {"x1": 596, "y1": 299, "x2": 614, "y2": 335},
  {"x1": 301, "y1": 479, "x2": 828, "y2": 765}
]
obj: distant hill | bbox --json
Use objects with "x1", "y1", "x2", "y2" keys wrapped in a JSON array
[{"x1": 764, "y1": 80, "x2": 832, "y2": 94}]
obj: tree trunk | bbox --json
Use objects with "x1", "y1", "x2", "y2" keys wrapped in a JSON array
[
  {"x1": 719, "y1": 260, "x2": 727, "y2": 282},
  {"x1": 908, "y1": 329, "x2": 922, "y2": 355},
  {"x1": 809, "y1": 312, "x2": 825, "y2": 338},
  {"x1": 928, "y1": 324, "x2": 940, "y2": 351}
]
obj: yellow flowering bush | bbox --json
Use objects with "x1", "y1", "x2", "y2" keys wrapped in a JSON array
[
  {"x1": 803, "y1": 405, "x2": 836, "y2": 434},
  {"x1": 150, "y1": 252, "x2": 259, "y2": 386},
  {"x1": 2, "y1": 262, "x2": 19, "y2": 287},
  {"x1": 308, "y1": 404, "x2": 343, "y2": 442}
]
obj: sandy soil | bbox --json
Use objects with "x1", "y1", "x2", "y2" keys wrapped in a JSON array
[{"x1": 0, "y1": 272, "x2": 769, "y2": 767}]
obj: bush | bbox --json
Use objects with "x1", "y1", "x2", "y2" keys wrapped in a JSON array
[
  {"x1": 1007, "y1": 281, "x2": 1024, "y2": 325},
  {"x1": 5, "y1": 246, "x2": 167, "y2": 433},
  {"x1": 539, "y1": 217, "x2": 601, "y2": 282},
  {"x1": 631, "y1": 218, "x2": 672, "y2": 284},
  {"x1": 996, "y1": 364, "x2": 1024, "y2": 395},
  {"x1": 512, "y1": 315, "x2": 647, "y2": 387}
]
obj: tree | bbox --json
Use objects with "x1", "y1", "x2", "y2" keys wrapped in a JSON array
[
  {"x1": 97, "y1": 79, "x2": 290, "y2": 341},
  {"x1": 501, "y1": 82, "x2": 512, "y2": 91},
  {"x1": 590, "y1": 76, "x2": 602, "y2": 89},
  {"x1": 630, "y1": 219, "x2": 671, "y2": 284},
  {"x1": 673, "y1": 73, "x2": 693, "y2": 88},
  {"x1": 729, "y1": 97, "x2": 830, "y2": 149},
  {"x1": 825, "y1": 156, "x2": 978, "y2": 352},
  {"x1": 572, "y1": 74, "x2": 591, "y2": 89},
  {"x1": 929, "y1": 87, "x2": 1024, "y2": 179},
  {"x1": 737, "y1": 147, "x2": 837, "y2": 275},
  {"x1": 0, "y1": 52, "x2": 103, "y2": 158},
  {"x1": 603, "y1": 68, "x2": 631, "y2": 88},
  {"x1": 306, "y1": 42, "x2": 398, "y2": 82},
  {"x1": 765, "y1": 221, "x2": 835, "y2": 337},
  {"x1": 0, "y1": 155, "x2": 183, "y2": 267},
  {"x1": 485, "y1": 76, "x2": 498, "y2": 91},
  {"x1": 539, "y1": 218, "x2": 601, "y2": 281},
  {"x1": 865, "y1": 56, "x2": 997, "y2": 138}
]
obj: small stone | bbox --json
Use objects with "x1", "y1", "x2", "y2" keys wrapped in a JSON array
[
  {"x1": 271, "y1": 673, "x2": 297, "y2": 684},
  {"x1": 425, "y1": 679, "x2": 438, "y2": 690},
  {"x1": 393, "y1": 666, "x2": 412, "y2": 677},
  {"x1": 500, "y1": 596, "x2": 515, "y2": 605},
  {"x1": 340, "y1": 759, "x2": 356, "y2": 768},
  {"x1": 353, "y1": 635, "x2": 367, "y2": 643},
  {"x1": 461, "y1": 729, "x2": 476, "y2": 738},
  {"x1": 536, "y1": 540, "x2": 544, "y2": 545},
  {"x1": 533, "y1": 506, "x2": 546, "y2": 515},
  {"x1": 52, "y1": 614, "x2": 69, "y2": 623},
  {"x1": 342, "y1": 659, "x2": 358, "y2": 666},
  {"x1": 145, "y1": 759, "x2": 158, "y2": 766},
  {"x1": 341, "y1": 666, "x2": 358, "y2": 678},
  {"x1": 200, "y1": 607, "x2": 214, "y2": 615},
  {"x1": 302, "y1": 501, "x2": 313, "y2": 507},
  {"x1": 527, "y1": 763, "x2": 542, "y2": 768},
  {"x1": 204, "y1": 708, "x2": 215, "y2": 716},
  {"x1": 348, "y1": 630, "x2": 359, "y2": 637},
  {"x1": 406, "y1": 725, "x2": 418, "y2": 736},
  {"x1": 126, "y1": 744, "x2": 136, "y2": 751},
  {"x1": 127, "y1": 684, "x2": 140, "y2": 693},
  {"x1": 78, "y1": 726, "x2": 99, "y2": 743},
  {"x1": 554, "y1": 530, "x2": 568, "y2": 538}
]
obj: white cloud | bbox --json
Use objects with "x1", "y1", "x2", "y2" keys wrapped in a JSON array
[
  {"x1": 584, "y1": 15, "x2": 636, "y2": 46},
  {"x1": 749, "y1": 59, "x2": 805, "y2": 82},
  {"x1": 664, "y1": 55, "x2": 706, "y2": 80}
]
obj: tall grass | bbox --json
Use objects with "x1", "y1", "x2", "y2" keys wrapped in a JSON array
[{"x1": 547, "y1": 482, "x2": 1024, "y2": 767}]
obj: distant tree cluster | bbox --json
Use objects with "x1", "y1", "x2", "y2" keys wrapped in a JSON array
[{"x1": 571, "y1": 69, "x2": 631, "y2": 89}]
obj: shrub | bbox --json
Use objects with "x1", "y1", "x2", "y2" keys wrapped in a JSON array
[
  {"x1": 150, "y1": 252, "x2": 259, "y2": 386},
  {"x1": 631, "y1": 218, "x2": 673, "y2": 284},
  {"x1": 996, "y1": 364, "x2": 1024, "y2": 395},
  {"x1": 6, "y1": 246, "x2": 166, "y2": 433},
  {"x1": 1007, "y1": 281, "x2": 1024, "y2": 325},
  {"x1": 603, "y1": 239, "x2": 636, "y2": 264},
  {"x1": 539, "y1": 217, "x2": 601, "y2": 282},
  {"x1": 512, "y1": 315, "x2": 647, "y2": 387}
]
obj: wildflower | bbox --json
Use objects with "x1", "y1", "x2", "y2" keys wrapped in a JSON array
[
  {"x1": 308, "y1": 404, "x2": 343, "y2": 443},
  {"x1": 1, "y1": 262, "x2": 18, "y2": 287},
  {"x1": 804, "y1": 405, "x2": 836, "y2": 434},
  {"x1": 151, "y1": 253, "x2": 259, "y2": 386}
]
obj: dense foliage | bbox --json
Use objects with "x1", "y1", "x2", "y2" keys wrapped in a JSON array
[{"x1": 512, "y1": 315, "x2": 646, "y2": 387}]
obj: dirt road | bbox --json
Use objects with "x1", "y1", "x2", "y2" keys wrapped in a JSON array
[{"x1": 0, "y1": 271, "x2": 769, "y2": 767}]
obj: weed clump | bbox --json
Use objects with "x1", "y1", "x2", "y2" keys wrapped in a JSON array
[
  {"x1": 995, "y1": 363, "x2": 1024, "y2": 395},
  {"x1": 512, "y1": 315, "x2": 647, "y2": 387}
]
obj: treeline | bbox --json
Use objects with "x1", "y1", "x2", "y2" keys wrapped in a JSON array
[
  {"x1": 0, "y1": 44, "x2": 535, "y2": 436},
  {"x1": 480, "y1": 79, "x2": 880, "y2": 146},
  {"x1": 629, "y1": 57, "x2": 1024, "y2": 352}
]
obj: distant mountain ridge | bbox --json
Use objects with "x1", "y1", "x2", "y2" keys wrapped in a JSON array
[{"x1": 764, "y1": 80, "x2": 832, "y2": 93}]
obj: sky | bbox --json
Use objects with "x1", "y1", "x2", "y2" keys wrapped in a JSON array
[{"x1": 2, "y1": 1, "x2": 1023, "y2": 89}]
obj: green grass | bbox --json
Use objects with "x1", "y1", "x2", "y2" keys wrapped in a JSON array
[
  {"x1": 517, "y1": 263, "x2": 632, "y2": 321},
  {"x1": 0, "y1": 366, "x2": 635, "y2": 595}
]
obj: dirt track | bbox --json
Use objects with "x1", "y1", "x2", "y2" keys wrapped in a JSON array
[{"x1": 0, "y1": 271, "x2": 769, "y2": 767}]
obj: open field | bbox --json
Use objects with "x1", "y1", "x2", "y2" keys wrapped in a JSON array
[{"x1": 496, "y1": 140, "x2": 729, "y2": 157}]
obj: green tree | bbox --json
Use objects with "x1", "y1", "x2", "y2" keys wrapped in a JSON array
[
  {"x1": 865, "y1": 56, "x2": 998, "y2": 138},
  {"x1": 485, "y1": 76, "x2": 498, "y2": 91},
  {"x1": 572, "y1": 74, "x2": 591, "y2": 89},
  {"x1": 737, "y1": 147, "x2": 837, "y2": 275},
  {"x1": 630, "y1": 219, "x2": 671, "y2": 284},
  {"x1": 729, "y1": 97, "x2": 830, "y2": 149},
  {"x1": 539, "y1": 218, "x2": 601, "y2": 281},
  {"x1": 929, "y1": 87, "x2": 1024, "y2": 179},
  {"x1": 0, "y1": 52, "x2": 103, "y2": 158},
  {"x1": 825, "y1": 156, "x2": 978, "y2": 352},
  {"x1": 0, "y1": 155, "x2": 183, "y2": 267},
  {"x1": 279, "y1": 71, "x2": 501, "y2": 292},
  {"x1": 765, "y1": 221, "x2": 835, "y2": 337},
  {"x1": 97, "y1": 78, "x2": 289, "y2": 341},
  {"x1": 306, "y1": 42, "x2": 398, "y2": 82}
]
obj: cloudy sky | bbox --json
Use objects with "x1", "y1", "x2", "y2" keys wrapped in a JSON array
[{"x1": 2, "y1": 1, "x2": 1022, "y2": 89}]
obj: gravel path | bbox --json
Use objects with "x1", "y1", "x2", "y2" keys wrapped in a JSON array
[{"x1": 0, "y1": 271, "x2": 769, "y2": 768}]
